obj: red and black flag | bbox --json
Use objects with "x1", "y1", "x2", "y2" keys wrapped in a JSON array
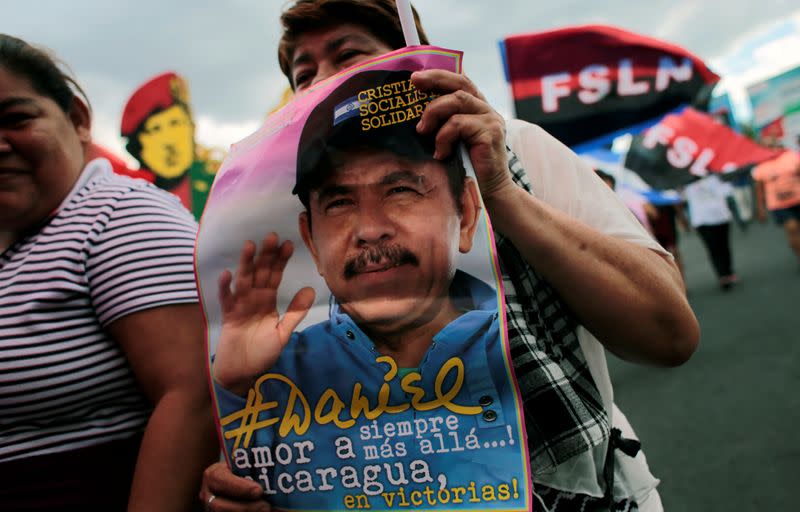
[
  {"x1": 501, "y1": 25, "x2": 719, "y2": 147},
  {"x1": 624, "y1": 107, "x2": 781, "y2": 190}
]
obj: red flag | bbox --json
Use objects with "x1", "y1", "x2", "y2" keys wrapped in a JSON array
[
  {"x1": 502, "y1": 25, "x2": 719, "y2": 146},
  {"x1": 759, "y1": 117, "x2": 784, "y2": 140},
  {"x1": 624, "y1": 107, "x2": 781, "y2": 189}
]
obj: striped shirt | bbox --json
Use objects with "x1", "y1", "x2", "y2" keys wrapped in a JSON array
[{"x1": 0, "y1": 158, "x2": 199, "y2": 463}]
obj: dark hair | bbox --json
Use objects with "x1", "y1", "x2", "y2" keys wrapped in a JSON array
[
  {"x1": 278, "y1": 0, "x2": 429, "y2": 87},
  {"x1": 0, "y1": 34, "x2": 90, "y2": 114}
]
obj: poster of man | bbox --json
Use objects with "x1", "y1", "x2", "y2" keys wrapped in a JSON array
[
  {"x1": 120, "y1": 71, "x2": 216, "y2": 217},
  {"x1": 196, "y1": 49, "x2": 531, "y2": 511}
]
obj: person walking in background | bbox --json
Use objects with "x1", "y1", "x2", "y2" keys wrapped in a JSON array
[
  {"x1": 683, "y1": 174, "x2": 738, "y2": 289},
  {"x1": 649, "y1": 202, "x2": 687, "y2": 281},
  {"x1": 727, "y1": 171, "x2": 754, "y2": 231},
  {"x1": 0, "y1": 34, "x2": 218, "y2": 510},
  {"x1": 753, "y1": 150, "x2": 800, "y2": 264}
]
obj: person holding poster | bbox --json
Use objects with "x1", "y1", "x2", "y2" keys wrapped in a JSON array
[{"x1": 200, "y1": 2, "x2": 699, "y2": 511}]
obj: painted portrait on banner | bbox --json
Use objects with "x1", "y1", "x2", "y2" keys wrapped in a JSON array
[
  {"x1": 196, "y1": 47, "x2": 531, "y2": 512},
  {"x1": 121, "y1": 71, "x2": 217, "y2": 217}
]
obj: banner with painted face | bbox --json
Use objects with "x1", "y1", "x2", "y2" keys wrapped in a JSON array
[
  {"x1": 120, "y1": 72, "x2": 218, "y2": 218},
  {"x1": 500, "y1": 25, "x2": 719, "y2": 147},
  {"x1": 196, "y1": 47, "x2": 531, "y2": 512},
  {"x1": 623, "y1": 107, "x2": 781, "y2": 190}
]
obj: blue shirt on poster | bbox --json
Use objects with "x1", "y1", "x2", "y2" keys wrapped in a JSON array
[{"x1": 215, "y1": 271, "x2": 527, "y2": 511}]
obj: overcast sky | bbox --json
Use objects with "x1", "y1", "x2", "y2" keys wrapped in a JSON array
[{"x1": 3, "y1": 0, "x2": 798, "y2": 162}]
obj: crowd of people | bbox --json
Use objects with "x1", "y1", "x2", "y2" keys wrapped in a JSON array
[
  {"x1": 2, "y1": 0, "x2": 795, "y2": 511},
  {"x1": 599, "y1": 151, "x2": 800, "y2": 293}
]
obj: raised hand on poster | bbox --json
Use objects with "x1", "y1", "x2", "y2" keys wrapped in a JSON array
[{"x1": 214, "y1": 234, "x2": 316, "y2": 397}]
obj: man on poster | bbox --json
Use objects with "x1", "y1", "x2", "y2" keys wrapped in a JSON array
[{"x1": 211, "y1": 70, "x2": 526, "y2": 511}]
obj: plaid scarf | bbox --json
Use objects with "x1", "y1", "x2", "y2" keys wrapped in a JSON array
[
  {"x1": 496, "y1": 148, "x2": 610, "y2": 469},
  {"x1": 496, "y1": 149, "x2": 638, "y2": 510}
]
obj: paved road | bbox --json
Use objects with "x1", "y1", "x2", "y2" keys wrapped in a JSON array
[{"x1": 608, "y1": 220, "x2": 799, "y2": 511}]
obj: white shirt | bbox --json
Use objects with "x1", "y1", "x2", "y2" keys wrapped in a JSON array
[
  {"x1": 506, "y1": 119, "x2": 664, "y2": 505},
  {"x1": 684, "y1": 175, "x2": 734, "y2": 227}
]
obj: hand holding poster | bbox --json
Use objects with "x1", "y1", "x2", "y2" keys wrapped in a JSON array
[{"x1": 197, "y1": 47, "x2": 531, "y2": 511}]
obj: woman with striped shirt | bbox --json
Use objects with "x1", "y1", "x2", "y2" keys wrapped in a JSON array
[{"x1": 0, "y1": 34, "x2": 218, "y2": 510}]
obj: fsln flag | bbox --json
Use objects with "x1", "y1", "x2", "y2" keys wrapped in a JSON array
[
  {"x1": 624, "y1": 107, "x2": 782, "y2": 190},
  {"x1": 502, "y1": 25, "x2": 719, "y2": 146}
]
